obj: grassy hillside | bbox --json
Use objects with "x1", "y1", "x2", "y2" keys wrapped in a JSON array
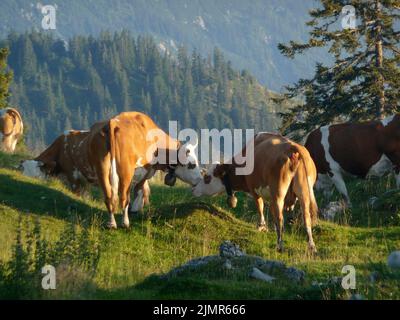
[{"x1": 0, "y1": 151, "x2": 399, "y2": 299}]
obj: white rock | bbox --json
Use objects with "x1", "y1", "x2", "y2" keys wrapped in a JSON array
[
  {"x1": 387, "y1": 251, "x2": 400, "y2": 269},
  {"x1": 322, "y1": 201, "x2": 346, "y2": 221},
  {"x1": 250, "y1": 267, "x2": 275, "y2": 283}
]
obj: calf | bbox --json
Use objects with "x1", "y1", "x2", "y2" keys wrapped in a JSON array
[
  {"x1": 0, "y1": 108, "x2": 23, "y2": 153},
  {"x1": 305, "y1": 114, "x2": 400, "y2": 205},
  {"x1": 193, "y1": 132, "x2": 318, "y2": 253}
]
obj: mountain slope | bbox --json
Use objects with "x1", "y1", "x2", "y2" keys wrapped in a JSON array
[
  {"x1": 0, "y1": 0, "x2": 326, "y2": 91},
  {"x1": 0, "y1": 151, "x2": 399, "y2": 299}
]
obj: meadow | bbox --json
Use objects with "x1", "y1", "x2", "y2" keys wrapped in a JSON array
[{"x1": 0, "y1": 151, "x2": 399, "y2": 300}]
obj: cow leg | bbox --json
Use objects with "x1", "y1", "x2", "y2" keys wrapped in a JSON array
[
  {"x1": 119, "y1": 172, "x2": 134, "y2": 229},
  {"x1": 269, "y1": 196, "x2": 285, "y2": 252},
  {"x1": 95, "y1": 159, "x2": 118, "y2": 229},
  {"x1": 252, "y1": 195, "x2": 267, "y2": 232},
  {"x1": 330, "y1": 171, "x2": 351, "y2": 206},
  {"x1": 11, "y1": 136, "x2": 18, "y2": 153}
]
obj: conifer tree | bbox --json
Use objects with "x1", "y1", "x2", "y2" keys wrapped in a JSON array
[
  {"x1": 278, "y1": 0, "x2": 400, "y2": 134},
  {"x1": 0, "y1": 47, "x2": 12, "y2": 109}
]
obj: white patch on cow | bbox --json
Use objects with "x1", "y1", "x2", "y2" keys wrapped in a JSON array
[
  {"x1": 21, "y1": 160, "x2": 45, "y2": 179},
  {"x1": 254, "y1": 186, "x2": 270, "y2": 200},
  {"x1": 320, "y1": 126, "x2": 351, "y2": 203},
  {"x1": 174, "y1": 143, "x2": 202, "y2": 186},
  {"x1": 308, "y1": 176, "x2": 316, "y2": 200},
  {"x1": 367, "y1": 154, "x2": 392, "y2": 177},
  {"x1": 110, "y1": 158, "x2": 119, "y2": 200},
  {"x1": 122, "y1": 205, "x2": 130, "y2": 228},
  {"x1": 136, "y1": 157, "x2": 144, "y2": 167},
  {"x1": 10, "y1": 136, "x2": 18, "y2": 152},
  {"x1": 192, "y1": 163, "x2": 225, "y2": 197},
  {"x1": 382, "y1": 115, "x2": 395, "y2": 126}
]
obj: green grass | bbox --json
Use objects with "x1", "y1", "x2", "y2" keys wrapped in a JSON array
[{"x1": 0, "y1": 151, "x2": 399, "y2": 299}]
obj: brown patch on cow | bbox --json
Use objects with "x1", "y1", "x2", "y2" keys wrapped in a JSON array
[
  {"x1": 305, "y1": 128, "x2": 331, "y2": 175},
  {"x1": 328, "y1": 122, "x2": 383, "y2": 178}
]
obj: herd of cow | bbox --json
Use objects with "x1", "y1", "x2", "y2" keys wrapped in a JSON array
[{"x1": 1, "y1": 107, "x2": 400, "y2": 253}]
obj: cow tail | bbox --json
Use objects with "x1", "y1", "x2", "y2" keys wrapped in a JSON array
[
  {"x1": 108, "y1": 119, "x2": 119, "y2": 211},
  {"x1": 288, "y1": 145, "x2": 318, "y2": 225}
]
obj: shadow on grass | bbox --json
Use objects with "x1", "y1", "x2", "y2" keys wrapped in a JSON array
[{"x1": 0, "y1": 171, "x2": 107, "y2": 225}]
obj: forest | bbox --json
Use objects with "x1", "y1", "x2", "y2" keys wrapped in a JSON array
[{"x1": 1, "y1": 31, "x2": 285, "y2": 152}]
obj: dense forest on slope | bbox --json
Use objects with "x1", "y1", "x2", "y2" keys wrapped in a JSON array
[
  {"x1": 0, "y1": 0, "x2": 326, "y2": 90},
  {"x1": 2, "y1": 31, "x2": 287, "y2": 151}
]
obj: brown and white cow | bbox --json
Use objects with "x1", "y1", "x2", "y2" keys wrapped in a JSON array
[
  {"x1": 21, "y1": 128, "x2": 99, "y2": 193},
  {"x1": 305, "y1": 114, "x2": 400, "y2": 205},
  {"x1": 193, "y1": 132, "x2": 318, "y2": 253},
  {"x1": 0, "y1": 108, "x2": 23, "y2": 153},
  {"x1": 104, "y1": 112, "x2": 201, "y2": 228},
  {"x1": 22, "y1": 112, "x2": 201, "y2": 229}
]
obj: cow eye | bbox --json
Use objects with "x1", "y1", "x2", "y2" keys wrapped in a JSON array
[
  {"x1": 186, "y1": 149, "x2": 190, "y2": 156},
  {"x1": 204, "y1": 175, "x2": 211, "y2": 184}
]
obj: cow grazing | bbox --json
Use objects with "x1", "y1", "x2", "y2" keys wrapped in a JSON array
[
  {"x1": 192, "y1": 132, "x2": 318, "y2": 253},
  {"x1": 21, "y1": 129, "x2": 98, "y2": 193},
  {"x1": 305, "y1": 114, "x2": 400, "y2": 205},
  {"x1": 22, "y1": 112, "x2": 201, "y2": 229},
  {"x1": 0, "y1": 108, "x2": 23, "y2": 153},
  {"x1": 21, "y1": 128, "x2": 154, "y2": 205}
]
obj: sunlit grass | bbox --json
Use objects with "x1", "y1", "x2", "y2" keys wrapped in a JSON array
[{"x1": 0, "y1": 151, "x2": 399, "y2": 299}]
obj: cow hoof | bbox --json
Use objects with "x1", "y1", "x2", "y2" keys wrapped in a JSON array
[
  {"x1": 122, "y1": 223, "x2": 130, "y2": 229},
  {"x1": 108, "y1": 223, "x2": 117, "y2": 230},
  {"x1": 257, "y1": 224, "x2": 268, "y2": 232},
  {"x1": 308, "y1": 244, "x2": 317, "y2": 254},
  {"x1": 276, "y1": 244, "x2": 284, "y2": 253}
]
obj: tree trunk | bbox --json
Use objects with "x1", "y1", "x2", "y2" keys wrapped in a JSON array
[{"x1": 375, "y1": 0, "x2": 385, "y2": 118}]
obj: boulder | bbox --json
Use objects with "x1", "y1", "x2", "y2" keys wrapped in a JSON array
[
  {"x1": 387, "y1": 251, "x2": 400, "y2": 269},
  {"x1": 250, "y1": 267, "x2": 275, "y2": 282},
  {"x1": 219, "y1": 240, "x2": 245, "y2": 258}
]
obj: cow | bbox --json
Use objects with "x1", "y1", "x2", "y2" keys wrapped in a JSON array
[
  {"x1": 305, "y1": 114, "x2": 400, "y2": 206},
  {"x1": 104, "y1": 112, "x2": 201, "y2": 228},
  {"x1": 0, "y1": 108, "x2": 23, "y2": 153},
  {"x1": 21, "y1": 112, "x2": 201, "y2": 229},
  {"x1": 192, "y1": 132, "x2": 318, "y2": 253},
  {"x1": 21, "y1": 129, "x2": 98, "y2": 193}
]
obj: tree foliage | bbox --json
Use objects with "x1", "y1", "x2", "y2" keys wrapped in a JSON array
[
  {"x1": 0, "y1": 47, "x2": 13, "y2": 109},
  {"x1": 278, "y1": 0, "x2": 400, "y2": 135},
  {"x1": 2, "y1": 31, "x2": 282, "y2": 151}
]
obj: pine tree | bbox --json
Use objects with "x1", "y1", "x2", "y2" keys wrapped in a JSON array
[
  {"x1": 0, "y1": 47, "x2": 13, "y2": 109},
  {"x1": 278, "y1": 0, "x2": 400, "y2": 134}
]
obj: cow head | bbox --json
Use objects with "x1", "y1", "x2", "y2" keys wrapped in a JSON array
[
  {"x1": 166, "y1": 141, "x2": 202, "y2": 187},
  {"x1": 192, "y1": 162, "x2": 228, "y2": 197},
  {"x1": 381, "y1": 114, "x2": 400, "y2": 169},
  {"x1": 19, "y1": 159, "x2": 57, "y2": 179}
]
